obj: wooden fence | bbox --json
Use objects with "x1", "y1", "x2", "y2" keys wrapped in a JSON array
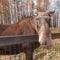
[
  {"x1": 0, "y1": 35, "x2": 39, "y2": 60},
  {"x1": 0, "y1": 33, "x2": 60, "y2": 60},
  {"x1": 0, "y1": 35, "x2": 38, "y2": 47}
]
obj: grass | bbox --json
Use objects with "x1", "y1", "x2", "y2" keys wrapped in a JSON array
[{"x1": 33, "y1": 40, "x2": 60, "y2": 60}]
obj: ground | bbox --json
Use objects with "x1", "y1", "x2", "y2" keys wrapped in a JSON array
[{"x1": 0, "y1": 28, "x2": 60, "y2": 60}]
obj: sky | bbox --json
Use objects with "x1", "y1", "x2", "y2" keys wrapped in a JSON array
[{"x1": 49, "y1": 0, "x2": 60, "y2": 11}]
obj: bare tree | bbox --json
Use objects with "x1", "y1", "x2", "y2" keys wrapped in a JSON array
[
  {"x1": 36, "y1": 0, "x2": 50, "y2": 12},
  {"x1": 0, "y1": 3, "x2": 3, "y2": 15}
]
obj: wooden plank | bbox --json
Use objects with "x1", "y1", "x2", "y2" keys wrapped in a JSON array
[
  {"x1": 52, "y1": 33, "x2": 60, "y2": 39},
  {"x1": 0, "y1": 35, "x2": 38, "y2": 47},
  {"x1": 0, "y1": 33, "x2": 60, "y2": 47}
]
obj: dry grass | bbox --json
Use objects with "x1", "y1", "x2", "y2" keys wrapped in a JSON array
[{"x1": 33, "y1": 38, "x2": 60, "y2": 60}]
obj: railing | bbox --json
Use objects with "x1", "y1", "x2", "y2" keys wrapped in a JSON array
[
  {"x1": 0, "y1": 34, "x2": 39, "y2": 60},
  {"x1": 0, "y1": 33, "x2": 60, "y2": 60},
  {"x1": 0, "y1": 35, "x2": 38, "y2": 46}
]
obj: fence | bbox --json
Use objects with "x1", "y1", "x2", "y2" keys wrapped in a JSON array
[
  {"x1": 0, "y1": 35, "x2": 39, "y2": 60},
  {"x1": 0, "y1": 33, "x2": 60, "y2": 60}
]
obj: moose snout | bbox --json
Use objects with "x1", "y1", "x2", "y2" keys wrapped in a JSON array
[
  {"x1": 39, "y1": 35, "x2": 52, "y2": 45},
  {"x1": 39, "y1": 39, "x2": 52, "y2": 45}
]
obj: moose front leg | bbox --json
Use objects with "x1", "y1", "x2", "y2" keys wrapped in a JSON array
[
  {"x1": 25, "y1": 43, "x2": 34, "y2": 60},
  {"x1": 25, "y1": 49, "x2": 33, "y2": 60}
]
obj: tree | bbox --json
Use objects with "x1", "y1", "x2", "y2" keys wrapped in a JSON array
[
  {"x1": 36, "y1": 0, "x2": 50, "y2": 12},
  {"x1": 0, "y1": 3, "x2": 3, "y2": 15}
]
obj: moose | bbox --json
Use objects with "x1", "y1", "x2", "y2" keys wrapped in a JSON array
[{"x1": 0, "y1": 10, "x2": 55, "y2": 60}]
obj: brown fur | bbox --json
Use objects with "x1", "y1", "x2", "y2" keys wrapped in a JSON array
[{"x1": 1, "y1": 16, "x2": 38, "y2": 36}]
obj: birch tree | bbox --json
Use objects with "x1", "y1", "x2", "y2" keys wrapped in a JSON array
[
  {"x1": 0, "y1": 1, "x2": 4, "y2": 24},
  {"x1": 36, "y1": 0, "x2": 50, "y2": 12},
  {"x1": 0, "y1": 3, "x2": 3, "y2": 15}
]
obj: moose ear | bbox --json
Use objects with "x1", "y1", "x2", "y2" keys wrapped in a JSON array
[{"x1": 45, "y1": 10, "x2": 55, "y2": 16}]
